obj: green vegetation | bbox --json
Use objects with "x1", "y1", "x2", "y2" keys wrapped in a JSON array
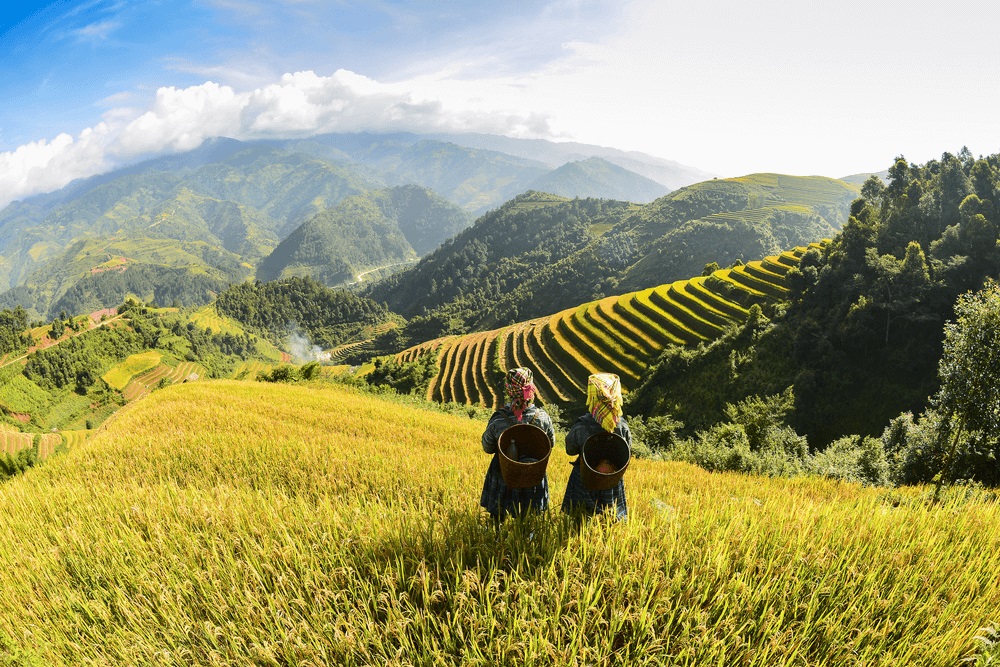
[
  {"x1": 215, "y1": 276, "x2": 392, "y2": 351},
  {"x1": 256, "y1": 185, "x2": 470, "y2": 286},
  {"x1": 102, "y1": 351, "x2": 163, "y2": 390},
  {"x1": 526, "y1": 157, "x2": 669, "y2": 203},
  {"x1": 0, "y1": 381, "x2": 997, "y2": 664},
  {"x1": 0, "y1": 306, "x2": 30, "y2": 357},
  {"x1": 367, "y1": 193, "x2": 637, "y2": 338},
  {"x1": 0, "y1": 297, "x2": 271, "y2": 433},
  {"x1": 396, "y1": 246, "x2": 801, "y2": 411},
  {"x1": 0, "y1": 237, "x2": 248, "y2": 319},
  {"x1": 627, "y1": 149, "x2": 1000, "y2": 488},
  {"x1": 367, "y1": 176, "x2": 856, "y2": 342}
]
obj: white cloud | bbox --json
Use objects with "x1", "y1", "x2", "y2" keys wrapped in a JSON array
[
  {"x1": 5, "y1": 0, "x2": 998, "y2": 210},
  {"x1": 0, "y1": 68, "x2": 554, "y2": 208},
  {"x1": 71, "y1": 20, "x2": 121, "y2": 42}
]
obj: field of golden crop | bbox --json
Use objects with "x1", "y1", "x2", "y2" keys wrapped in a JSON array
[
  {"x1": 401, "y1": 244, "x2": 829, "y2": 408},
  {"x1": 102, "y1": 350, "x2": 163, "y2": 390},
  {"x1": 1, "y1": 380, "x2": 998, "y2": 666}
]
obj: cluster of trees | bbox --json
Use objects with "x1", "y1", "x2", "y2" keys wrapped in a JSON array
[
  {"x1": 0, "y1": 306, "x2": 30, "y2": 357},
  {"x1": 631, "y1": 149, "x2": 1000, "y2": 486},
  {"x1": 23, "y1": 313, "x2": 158, "y2": 391},
  {"x1": 364, "y1": 350, "x2": 440, "y2": 396},
  {"x1": 216, "y1": 276, "x2": 390, "y2": 350}
]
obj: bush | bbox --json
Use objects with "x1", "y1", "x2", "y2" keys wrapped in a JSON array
[
  {"x1": 629, "y1": 414, "x2": 684, "y2": 457},
  {"x1": 669, "y1": 422, "x2": 808, "y2": 477},
  {"x1": 365, "y1": 351, "x2": 438, "y2": 396},
  {"x1": 0, "y1": 447, "x2": 38, "y2": 482},
  {"x1": 808, "y1": 435, "x2": 890, "y2": 486}
]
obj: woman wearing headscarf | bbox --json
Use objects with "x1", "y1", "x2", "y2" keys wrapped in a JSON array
[
  {"x1": 480, "y1": 367, "x2": 556, "y2": 522},
  {"x1": 561, "y1": 372, "x2": 630, "y2": 521}
]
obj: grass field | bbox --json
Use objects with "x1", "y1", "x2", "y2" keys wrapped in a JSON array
[{"x1": 0, "y1": 380, "x2": 997, "y2": 665}]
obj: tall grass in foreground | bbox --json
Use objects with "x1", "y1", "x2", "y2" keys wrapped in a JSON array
[{"x1": 1, "y1": 380, "x2": 999, "y2": 666}]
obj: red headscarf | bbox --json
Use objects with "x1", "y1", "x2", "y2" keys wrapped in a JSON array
[{"x1": 504, "y1": 367, "x2": 536, "y2": 421}]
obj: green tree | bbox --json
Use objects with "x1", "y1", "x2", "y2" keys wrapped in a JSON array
[{"x1": 931, "y1": 280, "x2": 1000, "y2": 498}]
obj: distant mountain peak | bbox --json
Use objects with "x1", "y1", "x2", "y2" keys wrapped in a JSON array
[{"x1": 528, "y1": 157, "x2": 670, "y2": 203}]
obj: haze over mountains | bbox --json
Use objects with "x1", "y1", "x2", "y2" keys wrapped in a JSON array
[
  {"x1": 0, "y1": 132, "x2": 710, "y2": 318},
  {"x1": 366, "y1": 174, "x2": 858, "y2": 335},
  {"x1": 0, "y1": 127, "x2": 862, "y2": 338}
]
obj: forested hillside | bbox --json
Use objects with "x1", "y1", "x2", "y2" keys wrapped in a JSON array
[
  {"x1": 285, "y1": 132, "x2": 701, "y2": 212},
  {"x1": 629, "y1": 149, "x2": 1000, "y2": 471},
  {"x1": 366, "y1": 192, "x2": 637, "y2": 337},
  {"x1": 525, "y1": 157, "x2": 669, "y2": 203},
  {"x1": 0, "y1": 300, "x2": 272, "y2": 435},
  {"x1": 255, "y1": 185, "x2": 470, "y2": 285},
  {"x1": 0, "y1": 237, "x2": 248, "y2": 318},
  {"x1": 215, "y1": 276, "x2": 394, "y2": 350},
  {"x1": 367, "y1": 174, "x2": 857, "y2": 342},
  {"x1": 0, "y1": 133, "x2": 689, "y2": 320},
  {"x1": 0, "y1": 141, "x2": 376, "y2": 290}
]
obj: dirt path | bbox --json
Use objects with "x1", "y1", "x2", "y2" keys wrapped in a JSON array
[
  {"x1": 0, "y1": 313, "x2": 126, "y2": 370},
  {"x1": 350, "y1": 259, "x2": 418, "y2": 285}
]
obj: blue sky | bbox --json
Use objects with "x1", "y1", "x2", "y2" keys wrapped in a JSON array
[{"x1": 1, "y1": 0, "x2": 999, "y2": 207}]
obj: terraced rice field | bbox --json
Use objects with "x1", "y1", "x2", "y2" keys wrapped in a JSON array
[
  {"x1": 122, "y1": 362, "x2": 207, "y2": 402},
  {"x1": 231, "y1": 360, "x2": 276, "y2": 380},
  {"x1": 59, "y1": 430, "x2": 90, "y2": 450},
  {"x1": 102, "y1": 351, "x2": 163, "y2": 390},
  {"x1": 399, "y1": 245, "x2": 824, "y2": 407},
  {"x1": 188, "y1": 305, "x2": 246, "y2": 335},
  {"x1": 0, "y1": 430, "x2": 33, "y2": 456},
  {"x1": 328, "y1": 340, "x2": 368, "y2": 363},
  {"x1": 0, "y1": 431, "x2": 61, "y2": 460}
]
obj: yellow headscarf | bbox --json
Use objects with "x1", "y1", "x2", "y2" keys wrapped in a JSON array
[{"x1": 586, "y1": 373, "x2": 622, "y2": 433}]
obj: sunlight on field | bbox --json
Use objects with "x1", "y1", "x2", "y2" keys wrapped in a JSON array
[
  {"x1": 0, "y1": 380, "x2": 998, "y2": 665},
  {"x1": 101, "y1": 351, "x2": 163, "y2": 390},
  {"x1": 189, "y1": 304, "x2": 246, "y2": 336}
]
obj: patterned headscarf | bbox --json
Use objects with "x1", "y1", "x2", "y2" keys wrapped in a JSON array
[
  {"x1": 504, "y1": 367, "x2": 536, "y2": 421},
  {"x1": 587, "y1": 373, "x2": 623, "y2": 433}
]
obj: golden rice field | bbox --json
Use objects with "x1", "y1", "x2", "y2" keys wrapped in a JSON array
[
  {"x1": 0, "y1": 380, "x2": 998, "y2": 666},
  {"x1": 0, "y1": 431, "x2": 61, "y2": 459},
  {"x1": 404, "y1": 244, "x2": 824, "y2": 408},
  {"x1": 102, "y1": 351, "x2": 163, "y2": 390},
  {"x1": 121, "y1": 361, "x2": 208, "y2": 402}
]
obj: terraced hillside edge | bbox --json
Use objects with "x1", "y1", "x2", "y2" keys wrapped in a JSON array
[{"x1": 398, "y1": 243, "x2": 826, "y2": 407}]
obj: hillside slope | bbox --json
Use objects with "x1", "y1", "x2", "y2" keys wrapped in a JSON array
[
  {"x1": 256, "y1": 185, "x2": 470, "y2": 285},
  {"x1": 526, "y1": 157, "x2": 669, "y2": 203},
  {"x1": 0, "y1": 380, "x2": 996, "y2": 665},
  {"x1": 370, "y1": 174, "x2": 857, "y2": 339},
  {"x1": 396, "y1": 243, "x2": 823, "y2": 408}
]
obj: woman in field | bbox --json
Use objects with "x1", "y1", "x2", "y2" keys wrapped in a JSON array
[
  {"x1": 561, "y1": 372, "x2": 630, "y2": 521},
  {"x1": 480, "y1": 367, "x2": 556, "y2": 522}
]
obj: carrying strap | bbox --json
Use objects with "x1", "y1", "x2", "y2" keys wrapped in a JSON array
[{"x1": 496, "y1": 407, "x2": 539, "y2": 429}]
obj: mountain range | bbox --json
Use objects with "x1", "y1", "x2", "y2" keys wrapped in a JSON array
[
  {"x1": 0, "y1": 132, "x2": 708, "y2": 319},
  {"x1": 365, "y1": 174, "x2": 859, "y2": 338}
]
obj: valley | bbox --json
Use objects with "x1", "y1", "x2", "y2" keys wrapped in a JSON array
[{"x1": 1, "y1": 141, "x2": 999, "y2": 664}]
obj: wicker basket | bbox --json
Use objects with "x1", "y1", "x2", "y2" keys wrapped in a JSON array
[
  {"x1": 497, "y1": 423, "x2": 552, "y2": 488},
  {"x1": 580, "y1": 432, "x2": 630, "y2": 491}
]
